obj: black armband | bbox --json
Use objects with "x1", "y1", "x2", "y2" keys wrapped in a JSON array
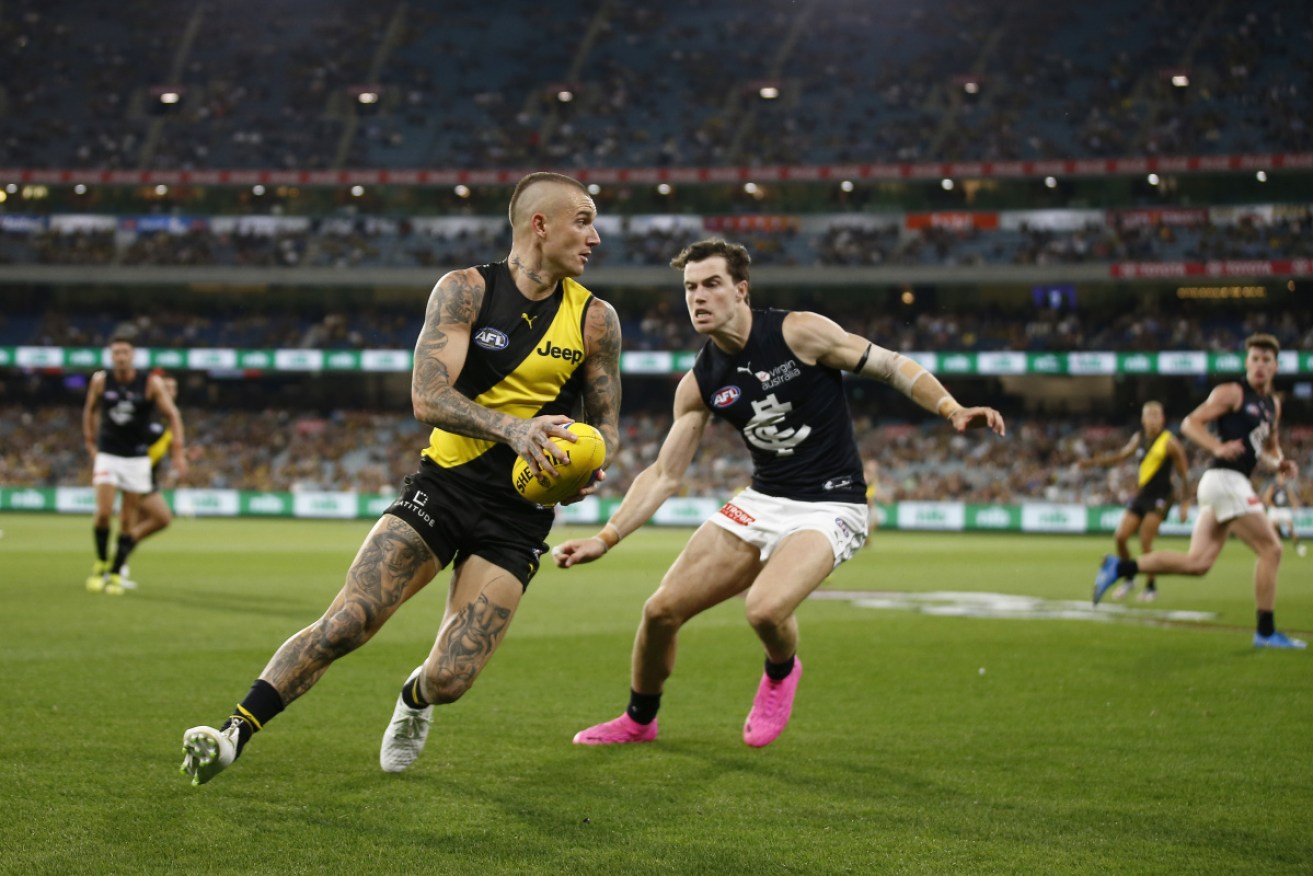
[{"x1": 852, "y1": 343, "x2": 873, "y2": 374}]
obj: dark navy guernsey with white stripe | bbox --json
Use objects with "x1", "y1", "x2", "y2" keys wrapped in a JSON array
[{"x1": 690, "y1": 308, "x2": 866, "y2": 503}]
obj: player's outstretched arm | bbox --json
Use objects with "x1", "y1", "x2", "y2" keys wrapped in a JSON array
[
  {"x1": 1079, "y1": 432, "x2": 1141, "y2": 470},
  {"x1": 554, "y1": 372, "x2": 711, "y2": 568},
  {"x1": 785, "y1": 311, "x2": 1006, "y2": 436},
  {"x1": 1180, "y1": 384, "x2": 1246, "y2": 461},
  {"x1": 411, "y1": 268, "x2": 573, "y2": 477}
]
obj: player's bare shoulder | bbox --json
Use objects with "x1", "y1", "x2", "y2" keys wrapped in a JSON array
[
  {"x1": 781, "y1": 310, "x2": 848, "y2": 364},
  {"x1": 425, "y1": 266, "x2": 488, "y2": 329},
  {"x1": 583, "y1": 297, "x2": 622, "y2": 361}
]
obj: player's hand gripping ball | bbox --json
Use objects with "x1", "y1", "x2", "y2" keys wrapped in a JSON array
[{"x1": 512, "y1": 422, "x2": 606, "y2": 506}]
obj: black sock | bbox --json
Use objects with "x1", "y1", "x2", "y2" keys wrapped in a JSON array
[
  {"x1": 626, "y1": 690, "x2": 661, "y2": 725},
  {"x1": 1257, "y1": 610, "x2": 1276, "y2": 638},
  {"x1": 222, "y1": 679, "x2": 285, "y2": 754},
  {"x1": 400, "y1": 672, "x2": 428, "y2": 710},
  {"x1": 1116, "y1": 559, "x2": 1138, "y2": 580},
  {"x1": 765, "y1": 655, "x2": 796, "y2": 681},
  {"x1": 110, "y1": 534, "x2": 136, "y2": 574},
  {"x1": 94, "y1": 527, "x2": 110, "y2": 563},
  {"x1": 1145, "y1": 579, "x2": 1157, "y2": 593}
]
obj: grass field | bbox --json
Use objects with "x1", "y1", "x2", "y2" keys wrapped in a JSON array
[{"x1": 2, "y1": 512, "x2": 1310, "y2": 875}]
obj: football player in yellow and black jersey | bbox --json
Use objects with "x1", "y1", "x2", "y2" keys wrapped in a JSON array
[
  {"x1": 1079, "y1": 401, "x2": 1190, "y2": 602},
  {"x1": 82, "y1": 338, "x2": 188, "y2": 595},
  {"x1": 555, "y1": 239, "x2": 1005, "y2": 748},
  {"x1": 180, "y1": 172, "x2": 622, "y2": 785},
  {"x1": 1094, "y1": 334, "x2": 1305, "y2": 649}
]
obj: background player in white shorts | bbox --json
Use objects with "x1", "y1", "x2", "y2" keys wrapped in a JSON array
[
  {"x1": 555, "y1": 238, "x2": 1005, "y2": 747},
  {"x1": 1262, "y1": 471, "x2": 1304, "y2": 558},
  {"x1": 1093, "y1": 334, "x2": 1303, "y2": 649}
]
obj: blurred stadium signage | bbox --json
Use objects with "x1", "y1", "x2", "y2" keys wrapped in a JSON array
[
  {"x1": 5, "y1": 489, "x2": 1308, "y2": 536},
  {"x1": 1, "y1": 347, "x2": 1305, "y2": 376}
]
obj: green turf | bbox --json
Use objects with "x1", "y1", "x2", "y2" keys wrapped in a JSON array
[{"x1": 2, "y1": 513, "x2": 1310, "y2": 875}]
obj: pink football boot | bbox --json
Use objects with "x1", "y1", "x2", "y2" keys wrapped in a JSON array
[
  {"x1": 573, "y1": 713, "x2": 659, "y2": 745},
  {"x1": 743, "y1": 657, "x2": 803, "y2": 748}
]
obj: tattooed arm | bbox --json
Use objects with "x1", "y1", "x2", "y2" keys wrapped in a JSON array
[
  {"x1": 411, "y1": 267, "x2": 574, "y2": 476},
  {"x1": 580, "y1": 298, "x2": 623, "y2": 464}
]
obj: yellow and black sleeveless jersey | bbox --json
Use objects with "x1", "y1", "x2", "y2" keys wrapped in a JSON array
[
  {"x1": 147, "y1": 422, "x2": 173, "y2": 467},
  {"x1": 420, "y1": 260, "x2": 594, "y2": 503},
  {"x1": 1135, "y1": 429, "x2": 1175, "y2": 500}
]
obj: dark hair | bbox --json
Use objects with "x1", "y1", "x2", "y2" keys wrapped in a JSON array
[
  {"x1": 669, "y1": 238, "x2": 752, "y2": 286},
  {"x1": 109, "y1": 334, "x2": 135, "y2": 347},
  {"x1": 1245, "y1": 333, "x2": 1280, "y2": 355},
  {"x1": 507, "y1": 171, "x2": 589, "y2": 226}
]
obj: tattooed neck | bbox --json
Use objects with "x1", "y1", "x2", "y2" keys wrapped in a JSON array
[{"x1": 510, "y1": 255, "x2": 550, "y2": 291}]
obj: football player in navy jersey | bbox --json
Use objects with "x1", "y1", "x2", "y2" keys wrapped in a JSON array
[
  {"x1": 180, "y1": 172, "x2": 623, "y2": 785},
  {"x1": 555, "y1": 238, "x2": 1005, "y2": 747},
  {"x1": 1094, "y1": 334, "x2": 1304, "y2": 649},
  {"x1": 83, "y1": 338, "x2": 188, "y2": 595}
]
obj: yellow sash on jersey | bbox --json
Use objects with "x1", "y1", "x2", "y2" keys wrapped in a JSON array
[
  {"x1": 422, "y1": 277, "x2": 591, "y2": 468},
  {"x1": 1138, "y1": 431, "x2": 1170, "y2": 487}
]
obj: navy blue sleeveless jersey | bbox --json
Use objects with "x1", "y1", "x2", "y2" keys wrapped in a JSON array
[
  {"x1": 98, "y1": 371, "x2": 154, "y2": 457},
  {"x1": 690, "y1": 308, "x2": 866, "y2": 503},
  {"x1": 1209, "y1": 382, "x2": 1275, "y2": 478}
]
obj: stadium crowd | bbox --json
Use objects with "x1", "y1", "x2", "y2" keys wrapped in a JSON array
[{"x1": 2, "y1": 0, "x2": 1309, "y2": 171}]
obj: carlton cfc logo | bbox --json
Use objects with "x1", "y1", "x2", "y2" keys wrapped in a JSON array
[{"x1": 712, "y1": 385, "x2": 741, "y2": 408}]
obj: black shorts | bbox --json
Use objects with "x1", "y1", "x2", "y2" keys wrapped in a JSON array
[
  {"x1": 1126, "y1": 488, "x2": 1172, "y2": 520},
  {"x1": 383, "y1": 461, "x2": 553, "y2": 590}
]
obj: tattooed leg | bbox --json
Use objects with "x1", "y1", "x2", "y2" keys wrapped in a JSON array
[
  {"x1": 420, "y1": 556, "x2": 524, "y2": 704},
  {"x1": 260, "y1": 515, "x2": 439, "y2": 705}
]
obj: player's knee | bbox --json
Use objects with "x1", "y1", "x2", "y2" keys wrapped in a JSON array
[
  {"x1": 1263, "y1": 539, "x2": 1284, "y2": 564},
  {"x1": 315, "y1": 605, "x2": 373, "y2": 658},
  {"x1": 744, "y1": 594, "x2": 789, "y2": 632},
  {"x1": 641, "y1": 592, "x2": 684, "y2": 632}
]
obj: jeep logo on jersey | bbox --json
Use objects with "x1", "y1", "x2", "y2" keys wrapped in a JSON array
[
  {"x1": 473, "y1": 327, "x2": 509, "y2": 350},
  {"x1": 536, "y1": 339, "x2": 584, "y2": 364},
  {"x1": 712, "y1": 385, "x2": 741, "y2": 408}
]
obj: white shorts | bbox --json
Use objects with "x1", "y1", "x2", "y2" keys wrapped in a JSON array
[
  {"x1": 92, "y1": 452, "x2": 153, "y2": 494},
  {"x1": 706, "y1": 486, "x2": 868, "y2": 569},
  {"x1": 1267, "y1": 507, "x2": 1294, "y2": 528},
  {"x1": 1196, "y1": 469, "x2": 1264, "y2": 524}
]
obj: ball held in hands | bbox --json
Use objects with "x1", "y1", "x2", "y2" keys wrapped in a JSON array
[{"x1": 511, "y1": 422, "x2": 606, "y2": 506}]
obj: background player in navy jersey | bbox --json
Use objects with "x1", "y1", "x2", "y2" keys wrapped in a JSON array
[
  {"x1": 1093, "y1": 334, "x2": 1304, "y2": 649},
  {"x1": 554, "y1": 238, "x2": 1005, "y2": 747},
  {"x1": 82, "y1": 337, "x2": 188, "y2": 595},
  {"x1": 1079, "y1": 401, "x2": 1190, "y2": 602},
  {"x1": 116, "y1": 373, "x2": 181, "y2": 590},
  {"x1": 180, "y1": 172, "x2": 623, "y2": 785},
  {"x1": 1261, "y1": 471, "x2": 1304, "y2": 558}
]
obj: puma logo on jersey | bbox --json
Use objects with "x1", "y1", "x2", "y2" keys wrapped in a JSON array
[
  {"x1": 521, "y1": 313, "x2": 537, "y2": 329},
  {"x1": 536, "y1": 339, "x2": 584, "y2": 364},
  {"x1": 737, "y1": 364, "x2": 770, "y2": 383}
]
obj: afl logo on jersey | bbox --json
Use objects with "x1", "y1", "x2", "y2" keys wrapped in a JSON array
[
  {"x1": 712, "y1": 386, "x2": 741, "y2": 408},
  {"x1": 473, "y1": 327, "x2": 509, "y2": 350}
]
